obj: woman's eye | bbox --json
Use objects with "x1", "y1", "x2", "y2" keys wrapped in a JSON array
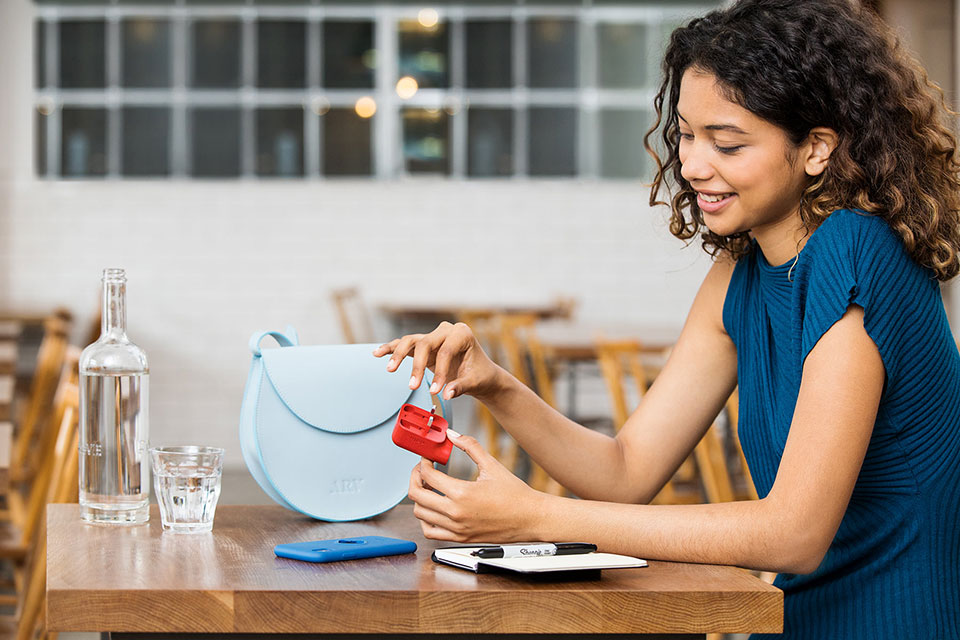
[
  {"x1": 715, "y1": 144, "x2": 744, "y2": 154},
  {"x1": 679, "y1": 132, "x2": 694, "y2": 141}
]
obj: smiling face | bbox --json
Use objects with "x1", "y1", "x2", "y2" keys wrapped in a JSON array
[{"x1": 676, "y1": 68, "x2": 814, "y2": 256}]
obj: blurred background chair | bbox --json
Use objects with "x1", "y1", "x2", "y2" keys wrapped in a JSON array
[
  {"x1": 331, "y1": 287, "x2": 376, "y2": 345},
  {"x1": 0, "y1": 305, "x2": 82, "y2": 640},
  {"x1": 494, "y1": 313, "x2": 566, "y2": 495},
  {"x1": 596, "y1": 337, "x2": 753, "y2": 505}
]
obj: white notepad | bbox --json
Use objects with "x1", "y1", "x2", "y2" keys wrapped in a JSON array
[{"x1": 432, "y1": 546, "x2": 647, "y2": 574}]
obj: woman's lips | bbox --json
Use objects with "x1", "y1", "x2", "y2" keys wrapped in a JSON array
[{"x1": 697, "y1": 193, "x2": 736, "y2": 213}]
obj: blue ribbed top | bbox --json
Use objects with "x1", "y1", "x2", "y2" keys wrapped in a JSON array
[{"x1": 722, "y1": 209, "x2": 960, "y2": 639}]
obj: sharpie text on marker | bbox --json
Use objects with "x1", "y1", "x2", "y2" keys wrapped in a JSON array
[{"x1": 472, "y1": 543, "x2": 598, "y2": 559}]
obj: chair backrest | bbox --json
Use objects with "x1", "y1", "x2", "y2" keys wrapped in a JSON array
[
  {"x1": 21, "y1": 347, "x2": 80, "y2": 546},
  {"x1": 595, "y1": 338, "x2": 738, "y2": 504},
  {"x1": 17, "y1": 362, "x2": 80, "y2": 640},
  {"x1": 331, "y1": 287, "x2": 375, "y2": 344},
  {"x1": 692, "y1": 424, "x2": 736, "y2": 504},
  {"x1": 455, "y1": 313, "x2": 513, "y2": 472},
  {"x1": 596, "y1": 339, "x2": 652, "y2": 431},
  {"x1": 12, "y1": 313, "x2": 72, "y2": 480},
  {"x1": 494, "y1": 314, "x2": 565, "y2": 494},
  {"x1": 726, "y1": 389, "x2": 759, "y2": 501},
  {"x1": 496, "y1": 314, "x2": 557, "y2": 408}
]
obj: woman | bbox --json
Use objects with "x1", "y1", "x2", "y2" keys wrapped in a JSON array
[{"x1": 374, "y1": 0, "x2": 960, "y2": 637}]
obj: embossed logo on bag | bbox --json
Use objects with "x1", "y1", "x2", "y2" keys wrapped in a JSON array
[{"x1": 330, "y1": 478, "x2": 364, "y2": 495}]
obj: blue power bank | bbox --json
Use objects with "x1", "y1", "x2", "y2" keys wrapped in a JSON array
[{"x1": 274, "y1": 535, "x2": 417, "y2": 563}]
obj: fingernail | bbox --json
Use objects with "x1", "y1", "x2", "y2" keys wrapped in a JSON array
[
  {"x1": 409, "y1": 376, "x2": 417, "y2": 388},
  {"x1": 444, "y1": 386, "x2": 456, "y2": 399},
  {"x1": 446, "y1": 428, "x2": 461, "y2": 439},
  {"x1": 429, "y1": 382, "x2": 439, "y2": 394}
]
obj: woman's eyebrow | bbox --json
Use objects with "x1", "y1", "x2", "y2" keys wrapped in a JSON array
[
  {"x1": 705, "y1": 123, "x2": 749, "y2": 134},
  {"x1": 677, "y1": 112, "x2": 749, "y2": 135}
]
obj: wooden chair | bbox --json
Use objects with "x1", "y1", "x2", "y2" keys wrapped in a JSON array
[
  {"x1": 596, "y1": 339, "x2": 690, "y2": 504},
  {"x1": 495, "y1": 314, "x2": 566, "y2": 495},
  {"x1": 0, "y1": 349, "x2": 79, "y2": 563},
  {"x1": 331, "y1": 287, "x2": 375, "y2": 344},
  {"x1": 12, "y1": 375, "x2": 78, "y2": 640},
  {"x1": 9, "y1": 314, "x2": 72, "y2": 487},
  {"x1": 455, "y1": 312, "x2": 513, "y2": 472},
  {"x1": 726, "y1": 389, "x2": 759, "y2": 501},
  {"x1": 595, "y1": 338, "x2": 737, "y2": 504}
]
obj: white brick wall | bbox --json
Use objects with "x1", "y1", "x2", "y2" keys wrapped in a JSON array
[
  {"x1": 0, "y1": 0, "x2": 716, "y2": 470},
  {"x1": 0, "y1": 179, "x2": 708, "y2": 467}
]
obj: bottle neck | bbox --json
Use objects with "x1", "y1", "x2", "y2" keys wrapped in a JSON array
[{"x1": 102, "y1": 279, "x2": 128, "y2": 339}]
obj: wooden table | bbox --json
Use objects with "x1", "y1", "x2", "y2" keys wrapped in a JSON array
[
  {"x1": 535, "y1": 322, "x2": 680, "y2": 421},
  {"x1": 378, "y1": 300, "x2": 574, "y2": 337},
  {"x1": 47, "y1": 504, "x2": 781, "y2": 638},
  {"x1": 538, "y1": 322, "x2": 681, "y2": 363}
]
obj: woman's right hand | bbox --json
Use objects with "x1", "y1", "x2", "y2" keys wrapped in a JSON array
[{"x1": 372, "y1": 321, "x2": 501, "y2": 400}]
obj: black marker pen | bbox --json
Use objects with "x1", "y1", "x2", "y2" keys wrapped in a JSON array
[{"x1": 472, "y1": 543, "x2": 597, "y2": 559}]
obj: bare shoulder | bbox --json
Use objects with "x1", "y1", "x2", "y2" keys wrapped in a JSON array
[{"x1": 687, "y1": 256, "x2": 737, "y2": 336}]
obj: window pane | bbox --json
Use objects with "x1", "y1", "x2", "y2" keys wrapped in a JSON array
[
  {"x1": 600, "y1": 109, "x2": 649, "y2": 179},
  {"x1": 122, "y1": 107, "x2": 170, "y2": 177},
  {"x1": 398, "y1": 20, "x2": 448, "y2": 89},
  {"x1": 36, "y1": 21, "x2": 46, "y2": 88},
  {"x1": 122, "y1": 19, "x2": 171, "y2": 88},
  {"x1": 527, "y1": 19, "x2": 577, "y2": 89},
  {"x1": 257, "y1": 21, "x2": 305, "y2": 89},
  {"x1": 59, "y1": 21, "x2": 106, "y2": 88},
  {"x1": 528, "y1": 107, "x2": 576, "y2": 176},
  {"x1": 191, "y1": 20, "x2": 241, "y2": 88},
  {"x1": 323, "y1": 108, "x2": 372, "y2": 176},
  {"x1": 191, "y1": 108, "x2": 241, "y2": 178},
  {"x1": 402, "y1": 108, "x2": 450, "y2": 174},
  {"x1": 466, "y1": 21, "x2": 511, "y2": 89},
  {"x1": 597, "y1": 24, "x2": 646, "y2": 89},
  {"x1": 323, "y1": 21, "x2": 375, "y2": 89},
  {"x1": 35, "y1": 110, "x2": 48, "y2": 176},
  {"x1": 256, "y1": 108, "x2": 304, "y2": 177},
  {"x1": 61, "y1": 108, "x2": 107, "y2": 177},
  {"x1": 468, "y1": 108, "x2": 512, "y2": 177}
]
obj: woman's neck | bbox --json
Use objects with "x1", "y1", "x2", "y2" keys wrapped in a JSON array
[{"x1": 750, "y1": 209, "x2": 809, "y2": 266}]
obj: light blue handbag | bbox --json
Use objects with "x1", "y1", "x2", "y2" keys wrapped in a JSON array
[{"x1": 239, "y1": 327, "x2": 450, "y2": 521}]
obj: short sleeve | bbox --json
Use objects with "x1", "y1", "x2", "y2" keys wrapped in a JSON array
[
  {"x1": 792, "y1": 209, "x2": 941, "y2": 383},
  {"x1": 722, "y1": 253, "x2": 753, "y2": 351}
]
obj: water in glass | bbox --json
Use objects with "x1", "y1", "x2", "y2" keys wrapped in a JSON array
[{"x1": 152, "y1": 446, "x2": 224, "y2": 533}]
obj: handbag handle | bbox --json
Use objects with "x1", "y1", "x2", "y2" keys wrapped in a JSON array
[
  {"x1": 431, "y1": 391, "x2": 452, "y2": 427},
  {"x1": 250, "y1": 326, "x2": 452, "y2": 426},
  {"x1": 249, "y1": 326, "x2": 300, "y2": 356}
]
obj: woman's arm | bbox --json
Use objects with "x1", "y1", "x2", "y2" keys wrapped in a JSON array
[
  {"x1": 410, "y1": 304, "x2": 883, "y2": 574},
  {"x1": 478, "y1": 260, "x2": 738, "y2": 503},
  {"x1": 380, "y1": 259, "x2": 739, "y2": 504}
]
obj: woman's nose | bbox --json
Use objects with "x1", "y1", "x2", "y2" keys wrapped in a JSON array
[{"x1": 679, "y1": 144, "x2": 714, "y2": 183}]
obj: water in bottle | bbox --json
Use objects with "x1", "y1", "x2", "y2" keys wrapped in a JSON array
[{"x1": 79, "y1": 268, "x2": 150, "y2": 524}]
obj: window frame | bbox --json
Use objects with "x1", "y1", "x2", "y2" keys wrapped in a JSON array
[{"x1": 34, "y1": 2, "x2": 716, "y2": 181}]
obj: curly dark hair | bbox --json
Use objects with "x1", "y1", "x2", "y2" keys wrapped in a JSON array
[{"x1": 645, "y1": 0, "x2": 960, "y2": 280}]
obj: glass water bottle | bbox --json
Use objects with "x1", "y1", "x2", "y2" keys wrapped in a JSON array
[{"x1": 79, "y1": 268, "x2": 150, "y2": 524}]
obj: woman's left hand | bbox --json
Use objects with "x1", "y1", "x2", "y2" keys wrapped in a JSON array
[{"x1": 408, "y1": 431, "x2": 547, "y2": 543}]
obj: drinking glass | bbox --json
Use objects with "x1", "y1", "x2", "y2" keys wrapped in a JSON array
[{"x1": 150, "y1": 446, "x2": 224, "y2": 533}]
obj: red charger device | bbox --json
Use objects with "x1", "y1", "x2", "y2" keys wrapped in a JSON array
[{"x1": 392, "y1": 404, "x2": 452, "y2": 465}]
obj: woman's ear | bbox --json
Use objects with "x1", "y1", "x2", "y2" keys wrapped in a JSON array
[{"x1": 803, "y1": 127, "x2": 839, "y2": 176}]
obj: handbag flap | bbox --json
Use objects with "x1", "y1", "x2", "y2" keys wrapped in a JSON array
[{"x1": 260, "y1": 342, "x2": 421, "y2": 434}]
